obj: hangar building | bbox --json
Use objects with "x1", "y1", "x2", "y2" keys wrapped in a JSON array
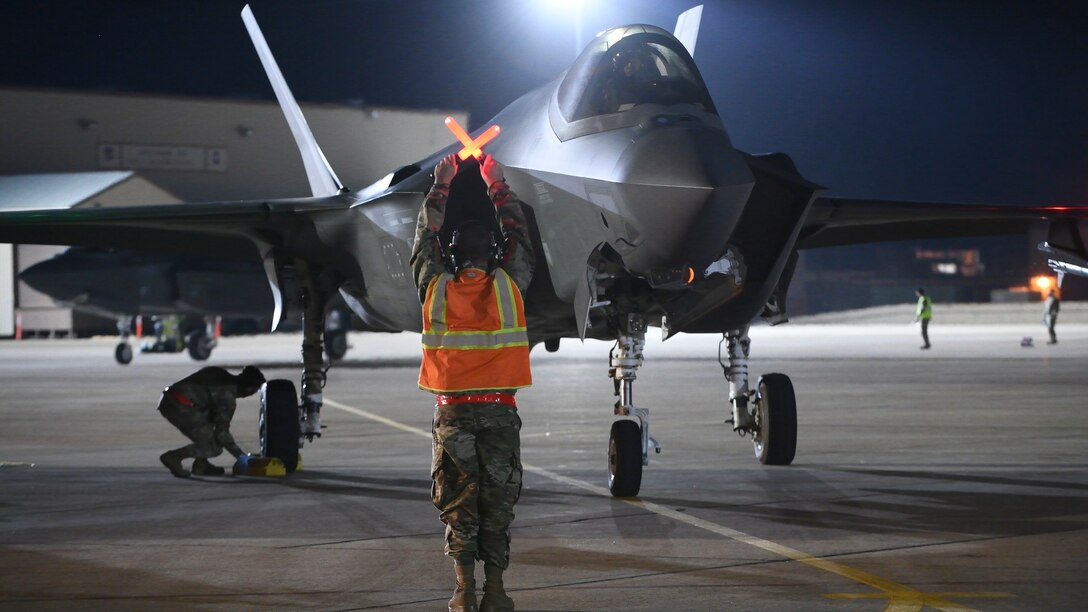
[{"x1": 0, "y1": 87, "x2": 466, "y2": 337}]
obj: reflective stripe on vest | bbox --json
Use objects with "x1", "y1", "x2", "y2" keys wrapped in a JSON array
[
  {"x1": 419, "y1": 268, "x2": 531, "y2": 393},
  {"x1": 422, "y1": 269, "x2": 528, "y2": 350}
]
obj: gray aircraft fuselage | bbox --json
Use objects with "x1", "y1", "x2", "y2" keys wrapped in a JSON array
[
  {"x1": 324, "y1": 25, "x2": 816, "y2": 341},
  {"x1": 20, "y1": 247, "x2": 272, "y2": 320}
]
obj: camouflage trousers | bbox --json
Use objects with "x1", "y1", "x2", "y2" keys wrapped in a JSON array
[
  {"x1": 431, "y1": 401, "x2": 523, "y2": 568},
  {"x1": 158, "y1": 397, "x2": 223, "y2": 459}
]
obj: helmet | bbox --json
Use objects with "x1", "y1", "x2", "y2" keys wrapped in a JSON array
[
  {"x1": 612, "y1": 46, "x2": 656, "y2": 79},
  {"x1": 448, "y1": 220, "x2": 499, "y2": 272},
  {"x1": 238, "y1": 365, "x2": 265, "y2": 392}
]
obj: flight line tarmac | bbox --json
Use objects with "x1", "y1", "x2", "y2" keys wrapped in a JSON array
[{"x1": 2, "y1": 323, "x2": 1087, "y2": 611}]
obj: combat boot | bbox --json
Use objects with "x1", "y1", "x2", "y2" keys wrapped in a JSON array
[
  {"x1": 159, "y1": 450, "x2": 190, "y2": 479},
  {"x1": 479, "y1": 564, "x2": 514, "y2": 611},
  {"x1": 449, "y1": 562, "x2": 478, "y2": 612},
  {"x1": 191, "y1": 458, "x2": 225, "y2": 476}
]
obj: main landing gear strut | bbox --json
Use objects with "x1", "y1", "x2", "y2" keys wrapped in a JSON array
[
  {"x1": 607, "y1": 314, "x2": 661, "y2": 497},
  {"x1": 720, "y1": 326, "x2": 797, "y2": 465},
  {"x1": 258, "y1": 259, "x2": 334, "y2": 473}
]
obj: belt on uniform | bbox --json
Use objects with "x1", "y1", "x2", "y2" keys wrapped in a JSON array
[
  {"x1": 435, "y1": 393, "x2": 516, "y2": 407},
  {"x1": 165, "y1": 387, "x2": 195, "y2": 408}
]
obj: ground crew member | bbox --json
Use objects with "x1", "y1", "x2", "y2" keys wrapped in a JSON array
[
  {"x1": 157, "y1": 365, "x2": 264, "y2": 478},
  {"x1": 411, "y1": 152, "x2": 534, "y2": 612},
  {"x1": 914, "y1": 288, "x2": 933, "y2": 349},
  {"x1": 1043, "y1": 288, "x2": 1060, "y2": 344}
]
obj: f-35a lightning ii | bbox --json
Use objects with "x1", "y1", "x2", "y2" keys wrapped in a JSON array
[
  {"x1": 1, "y1": 5, "x2": 1085, "y2": 494},
  {"x1": 19, "y1": 246, "x2": 359, "y2": 364}
]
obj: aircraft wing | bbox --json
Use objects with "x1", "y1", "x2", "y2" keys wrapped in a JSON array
[
  {"x1": 797, "y1": 196, "x2": 1087, "y2": 249},
  {"x1": 0, "y1": 195, "x2": 351, "y2": 260}
]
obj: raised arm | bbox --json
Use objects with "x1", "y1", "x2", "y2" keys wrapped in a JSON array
[
  {"x1": 480, "y1": 155, "x2": 535, "y2": 293},
  {"x1": 410, "y1": 154, "x2": 458, "y2": 302}
]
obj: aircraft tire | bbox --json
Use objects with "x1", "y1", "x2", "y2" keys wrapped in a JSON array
[
  {"x1": 187, "y1": 333, "x2": 213, "y2": 361},
  {"x1": 753, "y1": 373, "x2": 797, "y2": 465},
  {"x1": 325, "y1": 330, "x2": 348, "y2": 361},
  {"x1": 114, "y1": 343, "x2": 133, "y2": 365},
  {"x1": 259, "y1": 379, "x2": 301, "y2": 473},
  {"x1": 608, "y1": 419, "x2": 642, "y2": 497}
]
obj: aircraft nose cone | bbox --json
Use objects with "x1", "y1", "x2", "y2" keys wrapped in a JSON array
[
  {"x1": 616, "y1": 119, "x2": 719, "y2": 188},
  {"x1": 19, "y1": 255, "x2": 82, "y2": 300},
  {"x1": 612, "y1": 120, "x2": 755, "y2": 270}
]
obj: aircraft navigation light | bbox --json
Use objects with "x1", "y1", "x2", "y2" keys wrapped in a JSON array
[{"x1": 444, "y1": 117, "x2": 501, "y2": 160}]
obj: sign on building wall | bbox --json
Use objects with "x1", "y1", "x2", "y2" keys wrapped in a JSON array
[{"x1": 98, "y1": 143, "x2": 228, "y2": 172}]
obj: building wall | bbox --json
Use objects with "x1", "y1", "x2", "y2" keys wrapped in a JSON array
[
  {"x1": 789, "y1": 230, "x2": 1084, "y2": 317},
  {"x1": 1, "y1": 88, "x2": 467, "y2": 337},
  {"x1": 0, "y1": 88, "x2": 468, "y2": 203},
  {"x1": 0, "y1": 244, "x2": 12, "y2": 336}
]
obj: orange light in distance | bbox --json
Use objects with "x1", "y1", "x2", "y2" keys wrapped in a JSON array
[
  {"x1": 445, "y1": 116, "x2": 501, "y2": 160},
  {"x1": 1031, "y1": 275, "x2": 1055, "y2": 293}
]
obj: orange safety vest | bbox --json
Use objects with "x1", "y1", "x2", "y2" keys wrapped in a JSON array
[{"x1": 419, "y1": 267, "x2": 532, "y2": 393}]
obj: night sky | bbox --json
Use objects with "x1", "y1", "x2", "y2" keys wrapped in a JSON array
[{"x1": 1, "y1": 0, "x2": 1085, "y2": 207}]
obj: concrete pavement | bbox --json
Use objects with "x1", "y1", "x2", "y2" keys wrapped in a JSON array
[{"x1": 1, "y1": 323, "x2": 1086, "y2": 610}]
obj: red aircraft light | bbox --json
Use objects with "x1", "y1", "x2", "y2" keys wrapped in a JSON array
[{"x1": 445, "y1": 116, "x2": 501, "y2": 160}]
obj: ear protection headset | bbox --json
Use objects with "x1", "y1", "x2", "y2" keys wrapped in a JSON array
[{"x1": 447, "y1": 220, "x2": 501, "y2": 273}]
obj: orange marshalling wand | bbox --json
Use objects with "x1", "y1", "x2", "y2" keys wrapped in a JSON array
[{"x1": 445, "y1": 116, "x2": 501, "y2": 160}]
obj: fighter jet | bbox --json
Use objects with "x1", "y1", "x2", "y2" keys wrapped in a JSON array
[
  {"x1": 19, "y1": 246, "x2": 357, "y2": 364},
  {"x1": 1, "y1": 5, "x2": 1085, "y2": 493}
]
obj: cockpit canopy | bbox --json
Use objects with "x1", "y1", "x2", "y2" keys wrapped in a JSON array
[{"x1": 557, "y1": 25, "x2": 717, "y2": 123}]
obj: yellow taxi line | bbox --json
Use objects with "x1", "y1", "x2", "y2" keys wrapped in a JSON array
[{"x1": 323, "y1": 397, "x2": 1011, "y2": 610}]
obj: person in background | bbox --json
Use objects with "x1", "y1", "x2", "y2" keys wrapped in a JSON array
[
  {"x1": 1043, "y1": 288, "x2": 1060, "y2": 344},
  {"x1": 914, "y1": 288, "x2": 933, "y2": 349},
  {"x1": 157, "y1": 365, "x2": 264, "y2": 478}
]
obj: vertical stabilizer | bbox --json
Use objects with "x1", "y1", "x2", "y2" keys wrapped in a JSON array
[
  {"x1": 673, "y1": 5, "x2": 704, "y2": 58},
  {"x1": 241, "y1": 5, "x2": 344, "y2": 197}
]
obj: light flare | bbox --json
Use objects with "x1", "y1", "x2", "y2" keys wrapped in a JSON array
[{"x1": 1030, "y1": 275, "x2": 1056, "y2": 293}]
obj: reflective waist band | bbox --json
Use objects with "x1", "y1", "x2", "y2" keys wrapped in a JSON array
[
  {"x1": 435, "y1": 393, "x2": 517, "y2": 407},
  {"x1": 421, "y1": 328, "x2": 528, "y2": 349},
  {"x1": 165, "y1": 387, "x2": 194, "y2": 408}
]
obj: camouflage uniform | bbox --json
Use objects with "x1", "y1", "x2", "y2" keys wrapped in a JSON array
[
  {"x1": 158, "y1": 366, "x2": 246, "y2": 460},
  {"x1": 410, "y1": 173, "x2": 534, "y2": 568},
  {"x1": 431, "y1": 403, "x2": 523, "y2": 566}
]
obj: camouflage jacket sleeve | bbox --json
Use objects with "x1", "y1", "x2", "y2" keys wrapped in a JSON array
[
  {"x1": 491, "y1": 181, "x2": 535, "y2": 294},
  {"x1": 208, "y1": 387, "x2": 244, "y2": 458},
  {"x1": 409, "y1": 182, "x2": 451, "y2": 304}
]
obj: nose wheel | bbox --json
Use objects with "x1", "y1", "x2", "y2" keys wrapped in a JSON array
[{"x1": 605, "y1": 314, "x2": 659, "y2": 497}]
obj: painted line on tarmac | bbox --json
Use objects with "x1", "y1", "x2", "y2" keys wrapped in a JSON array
[{"x1": 324, "y1": 397, "x2": 1011, "y2": 610}]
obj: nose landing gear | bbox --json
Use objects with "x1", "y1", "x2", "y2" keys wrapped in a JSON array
[{"x1": 606, "y1": 314, "x2": 660, "y2": 497}]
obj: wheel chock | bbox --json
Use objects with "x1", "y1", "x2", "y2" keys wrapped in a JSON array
[{"x1": 232, "y1": 455, "x2": 287, "y2": 477}]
